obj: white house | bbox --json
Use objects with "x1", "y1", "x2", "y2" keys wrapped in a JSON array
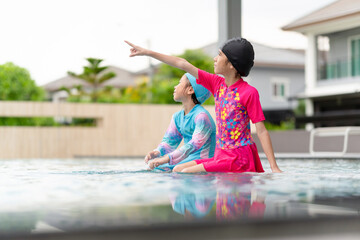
[{"x1": 283, "y1": 0, "x2": 360, "y2": 129}]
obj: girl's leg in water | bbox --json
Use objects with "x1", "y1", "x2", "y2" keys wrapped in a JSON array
[
  {"x1": 181, "y1": 163, "x2": 206, "y2": 173},
  {"x1": 173, "y1": 161, "x2": 197, "y2": 172}
]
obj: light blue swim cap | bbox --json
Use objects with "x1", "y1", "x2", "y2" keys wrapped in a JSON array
[{"x1": 185, "y1": 73, "x2": 211, "y2": 104}]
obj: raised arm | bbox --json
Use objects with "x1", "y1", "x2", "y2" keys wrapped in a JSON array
[{"x1": 125, "y1": 40, "x2": 199, "y2": 78}]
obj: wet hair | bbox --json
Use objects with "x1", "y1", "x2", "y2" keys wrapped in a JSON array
[{"x1": 186, "y1": 81, "x2": 200, "y2": 105}]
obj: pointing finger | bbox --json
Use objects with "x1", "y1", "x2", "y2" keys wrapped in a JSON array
[{"x1": 124, "y1": 40, "x2": 135, "y2": 48}]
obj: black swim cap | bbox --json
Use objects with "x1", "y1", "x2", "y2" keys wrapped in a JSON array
[{"x1": 221, "y1": 37, "x2": 254, "y2": 77}]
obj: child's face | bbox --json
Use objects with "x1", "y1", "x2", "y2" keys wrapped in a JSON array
[
  {"x1": 173, "y1": 75, "x2": 193, "y2": 102},
  {"x1": 213, "y1": 50, "x2": 232, "y2": 75}
]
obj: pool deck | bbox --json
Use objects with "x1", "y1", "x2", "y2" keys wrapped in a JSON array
[
  {"x1": 253, "y1": 130, "x2": 360, "y2": 160},
  {"x1": 259, "y1": 153, "x2": 360, "y2": 160}
]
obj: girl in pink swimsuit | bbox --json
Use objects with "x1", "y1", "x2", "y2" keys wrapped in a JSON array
[{"x1": 125, "y1": 38, "x2": 282, "y2": 173}]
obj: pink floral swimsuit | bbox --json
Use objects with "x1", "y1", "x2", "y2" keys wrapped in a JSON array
[{"x1": 195, "y1": 69, "x2": 265, "y2": 173}]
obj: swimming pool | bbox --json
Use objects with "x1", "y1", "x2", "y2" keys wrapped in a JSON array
[{"x1": 1, "y1": 158, "x2": 360, "y2": 238}]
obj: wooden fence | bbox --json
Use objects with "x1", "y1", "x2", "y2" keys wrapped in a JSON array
[{"x1": 0, "y1": 101, "x2": 216, "y2": 159}]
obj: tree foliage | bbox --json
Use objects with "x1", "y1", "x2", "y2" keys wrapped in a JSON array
[
  {"x1": 66, "y1": 50, "x2": 215, "y2": 104},
  {"x1": 0, "y1": 62, "x2": 48, "y2": 126},
  {"x1": 121, "y1": 49, "x2": 215, "y2": 104},
  {"x1": 0, "y1": 62, "x2": 45, "y2": 101},
  {"x1": 68, "y1": 58, "x2": 116, "y2": 102}
]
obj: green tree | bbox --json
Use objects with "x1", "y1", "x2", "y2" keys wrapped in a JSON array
[
  {"x1": 156, "y1": 49, "x2": 214, "y2": 80},
  {"x1": 0, "y1": 62, "x2": 45, "y2": 101},
  {"x1": 152, "y1": 49, "x2": 214, "y2": 104},
  {"x1": 68, "y1": 58, "x2": 116, "y2": 102},
  {"x1": 0, "y1": 62, "x2": 49, "y2": 126},
  {"x1": 122, "y1": 49, "x2": 215, "y2": 104}
]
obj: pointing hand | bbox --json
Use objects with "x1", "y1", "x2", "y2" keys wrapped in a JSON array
[{"x1": 125, "y1": 40, "x2": 149, "y2": 57}]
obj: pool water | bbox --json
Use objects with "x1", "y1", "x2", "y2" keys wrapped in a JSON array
[{"x1": 0, "y1": 158, "x2": 360, "y2": 235}]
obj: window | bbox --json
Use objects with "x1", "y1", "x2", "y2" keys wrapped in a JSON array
[
  {"x1": 271, "y1": 78, "x2": 289, "y2": 101},
  {"x1": 317, "y1": 35, "x2": 331, "y2": 80},
  {"x1": 350, "y1": 36, "x2": 360, "y2": 77}
]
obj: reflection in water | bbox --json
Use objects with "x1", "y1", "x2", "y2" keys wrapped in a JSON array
[
  {"x1": 169, "y1": 174, "x2": 267, "y2": 221},
  {"x1": 169, "y1": 174, "x2": 216, "y2": 220},
  {"x1": 170, "y1": 192, "x2": 215, "y2": 219},
  {"x1": 216, "y1": 187, "x2": 266, "y2": 221},
  {"x1": 1, "y1": 159, "x2": 360, "y2": 236}
]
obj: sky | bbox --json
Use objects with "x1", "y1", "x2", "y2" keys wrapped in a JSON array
[{"x1": 0, "y1": 0, "x2": 336, "y2": 86}]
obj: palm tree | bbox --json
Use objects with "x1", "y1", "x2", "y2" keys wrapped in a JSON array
[{"x1": 68, "y1": 58, "x2": 116, "y2": 102}]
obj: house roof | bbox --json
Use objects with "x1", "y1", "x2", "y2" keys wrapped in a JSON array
[
  {"x1": 43, "y1": 66, "x2": 136, "y2": 92},
  {"x1": 42, "y1": 76, "x2": 92, "y2": 92},
  {"x1": 201, "y1": 42, "x2": 304, "y2": 69},
  {"x1": 282, "y1": 0, "x2": 360, "y2": 33},
  {"x1": 101, "y1": 66, "x2": 136, "y2": 88}
]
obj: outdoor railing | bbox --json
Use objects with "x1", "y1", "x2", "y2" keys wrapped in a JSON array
[
  {"x1": 310, "y1": 126, "x2": 360, "y2": 156},
  {"x1": 318, "y1": 55, "x2": 360, "y2": 80}
]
